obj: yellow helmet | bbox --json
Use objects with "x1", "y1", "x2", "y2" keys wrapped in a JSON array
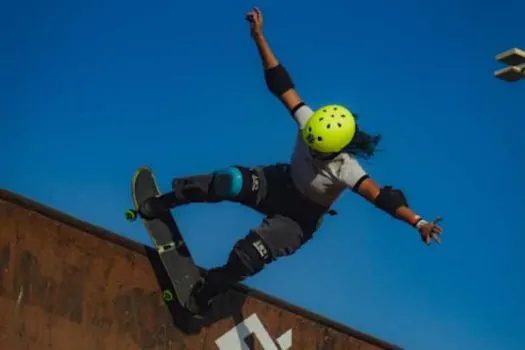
[{"x1": 302, "y1": 104, "x2": 357, "y2": 153}]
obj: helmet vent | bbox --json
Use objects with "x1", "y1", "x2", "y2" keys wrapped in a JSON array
[
  {"x1": 337, "y1": 123, "x2": 342, "y2": 127},
  {"x1": 317, "y1": 136, "x2": 323, "y2": 141},
  {"x1": 326, "y1": 124, "x2": 331, "y2": 129}
]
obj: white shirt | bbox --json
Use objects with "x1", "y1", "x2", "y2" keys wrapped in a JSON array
[{"x1": 289, "y1": 104, "x2": 368, "y2": 207}]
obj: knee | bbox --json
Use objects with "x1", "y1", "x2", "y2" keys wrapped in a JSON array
[
  {"x1": 212, "y1": 166, "x2": 259, "y2": 201},
  {"x1": 226, "y1": 231, "x2": 273, "y2": 279}
]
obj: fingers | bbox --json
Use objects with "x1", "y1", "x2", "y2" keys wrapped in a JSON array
[
  {"x1": 245, "y1": 7, "x2": 262, "y2": 24},
  {"x1": 432, "y1": 217, "x2": 443, "y2": 232},
  {"x1": 421, "y1": 223, "x2": 443, "y2": 246},
  {"x1": 433, "y1": 222, "x2": 443, "y2": 241},
  {"x1": 422, "y1": 233, "x2": 438, "y2": 245},
  {"x1": 426, "y1": 217, "x2": 443, "y2": 245},
  {"x1": 252, "y1": 7, "x2": 262, "y2": 20},
  {"x1": 429, "y1": 225, "x2": 442, "y2": 244}
]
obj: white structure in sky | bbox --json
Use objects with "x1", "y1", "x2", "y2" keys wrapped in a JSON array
[{"x1": 494, "y1": 48, "x2": 525, "y2": 82}]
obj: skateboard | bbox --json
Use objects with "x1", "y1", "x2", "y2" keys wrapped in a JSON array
[{"x1": 125, "y1": 167, "x2": 202, "y2": 312}]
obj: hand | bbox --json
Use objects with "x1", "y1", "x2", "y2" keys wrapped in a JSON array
[
  {"x1": 419, "y1": 217, "x2": 443, "y2": 246},
  {"x1": 245, "y1": 7, "x2": 264, "y2": 38}
]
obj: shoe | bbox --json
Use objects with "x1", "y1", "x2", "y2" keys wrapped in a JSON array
[
  {"x1": 138, "y1": 196, "x2": 165, "y2": 220},
  {"x1": 185, "y1": 280, "x2": 213, "y2": 317}
]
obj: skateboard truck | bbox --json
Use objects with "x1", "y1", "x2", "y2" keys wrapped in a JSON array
[{"x1": 158, "y1": 241, "x2": 185, "y2": 253}]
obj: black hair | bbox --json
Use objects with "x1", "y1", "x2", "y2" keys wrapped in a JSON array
[
  {"x1": 344, "y1": 113, "x2": 382, "y2": 159},
  {"x1": 345, "y1": 129, "x2": 382, "y2": 159}
]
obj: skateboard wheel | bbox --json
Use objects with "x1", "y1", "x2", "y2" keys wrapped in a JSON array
[
  {"x1": 162, "y1": 290, "x2": 174, "y2": 302},
  {"x1": 125, "y1": 209, "x2": 137, "y2": 221}
]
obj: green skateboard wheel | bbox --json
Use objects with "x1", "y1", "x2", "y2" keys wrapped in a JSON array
[
  {"x1": 162, "y1": 290, "x2": 174, "y2": 302},
  {"x1": 125, "y1": 209, "x2": 137, "y2": 221}
]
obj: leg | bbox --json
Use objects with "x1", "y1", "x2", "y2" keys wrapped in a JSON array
[
  {"x1": 187, "y1": 214, "x2": 308, "y2": 314},
  {"x1": 139, "y1": 165, "x2": 266, "y2": 218}
]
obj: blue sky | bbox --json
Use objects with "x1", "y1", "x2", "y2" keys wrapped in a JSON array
[{"x1": 2, "y1": 0, "x2": 525, "y2": 348}]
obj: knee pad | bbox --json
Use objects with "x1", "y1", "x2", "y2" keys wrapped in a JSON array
[
  {"x1": 212, "y1": 166, "x2": 259, "y2": 201},
  {"x1": 226, "y1": 231, "x2": 273, "y2": 279}
]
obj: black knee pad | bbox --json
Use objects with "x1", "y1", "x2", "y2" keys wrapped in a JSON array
[
  {"x1": 226, "y1": 231, "x2": 273, "y2": 279},
  {"x1": 211, "y1": 166, "x2": 260, "y2": 202}
]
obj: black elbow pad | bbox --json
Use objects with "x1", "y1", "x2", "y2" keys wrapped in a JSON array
[
  {"x1": 374, "y1": 186, "x2": 408, "y2": 216},
  {"x1": 264, "y1": 64, "x2": 294, "y2": 96}
]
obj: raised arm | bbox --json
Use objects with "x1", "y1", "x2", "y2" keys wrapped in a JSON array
[{"x1": 246, "y1": 8, "x2": 302, "y2": 113}]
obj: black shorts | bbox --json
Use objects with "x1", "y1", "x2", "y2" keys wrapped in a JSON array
[{"x1": 246, "y1": 163, "x2": 329, "y2": 260}]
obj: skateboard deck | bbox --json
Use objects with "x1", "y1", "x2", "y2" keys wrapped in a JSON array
[{"x1": 126, "y1": 167, "x2": 202, "y2": 310}]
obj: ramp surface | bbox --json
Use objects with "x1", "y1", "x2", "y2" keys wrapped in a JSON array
[{"x1": 0, "y1": 189, "x2": 402, "y2": 350}]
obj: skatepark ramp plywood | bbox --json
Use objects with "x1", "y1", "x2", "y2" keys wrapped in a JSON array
[{"x1": 0, "y1": 188, "x2": 402, "y2": 350}]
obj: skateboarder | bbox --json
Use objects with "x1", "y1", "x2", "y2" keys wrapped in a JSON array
[{"x1": 137, "y1": 7, "x2": 443, "y2": 315}]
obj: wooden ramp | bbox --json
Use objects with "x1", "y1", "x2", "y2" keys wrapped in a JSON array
[{"x1": 0, "y1": 188, "x2": 402, "y2": 350}]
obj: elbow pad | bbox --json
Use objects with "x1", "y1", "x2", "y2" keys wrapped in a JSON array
[
  {"x1": 374, "y1": 186, "x2": 408, "y2": 216},
  {"x1": 264, "y1": 64, "x2": 294, "y2": 96}
]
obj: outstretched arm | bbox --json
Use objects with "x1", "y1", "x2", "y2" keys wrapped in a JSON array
[
  {"x1": 355, "y1": 176, "x2": 443, "y2": 245},
  {"x1": 246, "y1": 8, "x2": 302, "y2": 113},
  {"x1": 356, "y1": 177, "x2": 420, "y2": 225}
]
